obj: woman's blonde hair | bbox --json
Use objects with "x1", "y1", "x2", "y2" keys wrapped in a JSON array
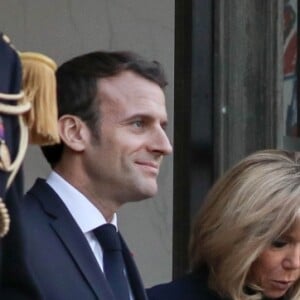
[{"x1": 189, "y1": 149, "x2": 300, "y2": 300}]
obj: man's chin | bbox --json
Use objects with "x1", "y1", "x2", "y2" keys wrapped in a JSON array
[
  {"x1": 142, "y1": 183, "x2": 158, "y2": 198},
  {"x1": 131, "y1": 185, "x2": 158, "y2": 202}
]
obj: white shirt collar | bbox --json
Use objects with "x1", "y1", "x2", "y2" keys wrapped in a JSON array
[{"x1": 46, "y1": 171, "x2": 118, "y2": 234}]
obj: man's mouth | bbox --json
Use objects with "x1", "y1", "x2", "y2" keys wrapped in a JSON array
[{"x1": 135, "y1": 161, "x2": 159, "y2": 174}]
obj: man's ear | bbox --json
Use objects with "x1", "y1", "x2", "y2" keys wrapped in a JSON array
[{"x1": 58, "y1": 115, "x2": 87, "y2": 152}]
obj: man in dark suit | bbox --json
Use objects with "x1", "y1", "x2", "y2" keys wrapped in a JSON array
[{"x1": 14, "y1": 51, "x2": 172, "y2": 300}]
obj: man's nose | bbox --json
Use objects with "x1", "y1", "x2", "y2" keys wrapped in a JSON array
[{"x1": 149, "y1": 127, "x2": 173, "y2": 155}]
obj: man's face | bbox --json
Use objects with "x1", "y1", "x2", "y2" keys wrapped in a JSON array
[{"x1": 83, "y1": 71, "x2": 172, "y2": 206}]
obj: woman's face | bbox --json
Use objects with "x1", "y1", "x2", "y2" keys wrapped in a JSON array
[{"x1": 247, "y1": 222, "x2": 300, "y2": 299}]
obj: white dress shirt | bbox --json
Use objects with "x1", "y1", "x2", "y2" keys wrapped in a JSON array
[{"x1": 46, "y1": 171, "x2": 134, "y2": 300}]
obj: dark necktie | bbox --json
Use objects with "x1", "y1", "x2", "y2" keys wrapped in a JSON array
[{"x1": 94, "y1": 224, "x2": 131, "y2": 300}]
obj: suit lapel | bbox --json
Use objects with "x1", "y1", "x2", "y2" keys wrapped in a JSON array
[
  {"x1": 120, "y1": 234, "x2": 148, "y2": 300},
  {"x1": 51, "y1": 219, "x2": 115, "y2": 300},
  {"x1": 31, "y1": 179, "x2": 115, "y2": 300}
]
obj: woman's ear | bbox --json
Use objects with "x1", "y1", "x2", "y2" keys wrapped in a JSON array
[{"x1": 58, "y1": 115, "x2": 87, "y2": 152}]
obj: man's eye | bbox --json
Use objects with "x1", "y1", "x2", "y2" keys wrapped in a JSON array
[
  {"x1": 271, "y1": 239, "x2": 288, "y2": 248},
  {"x1": 133, "y1": 120, "x2": 144, "y2": 128}
]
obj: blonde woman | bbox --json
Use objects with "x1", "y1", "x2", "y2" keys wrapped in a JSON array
[{"x1": 148, "y1": 150, "x2": 300, "y2": 300}]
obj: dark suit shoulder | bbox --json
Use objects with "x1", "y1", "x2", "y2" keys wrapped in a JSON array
[
  {"x1": 24, "y1": 178, "x2": 56, "y2": 202},
  {"x1": 16, "y1": 179, "x2": 105, "y2": 299},
  {"x1": 147, "y1": 272, "x2": 222, "y2": 300},
  {"x1": 22, "y1": 178, "x2": 68, "y2": 219}
]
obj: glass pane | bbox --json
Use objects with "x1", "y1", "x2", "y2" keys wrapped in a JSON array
[{"x1": 284, "y1": 0, "x2": 298, "y2": 137}]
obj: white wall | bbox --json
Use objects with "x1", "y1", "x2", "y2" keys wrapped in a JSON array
[{"x1": 1, "y1": 0, "x2": 174, "y2": 287}]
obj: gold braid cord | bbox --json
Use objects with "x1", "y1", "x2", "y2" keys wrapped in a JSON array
[
  {"x1": 0, "y1": 198, "x2": 10, "y2": 238},
  {"x1": 0, "y1": 91, "x2": 30, "y2": 237}
]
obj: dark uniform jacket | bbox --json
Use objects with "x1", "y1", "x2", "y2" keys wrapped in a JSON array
[{"x1": 0, "y1": 32, "x2": 42, "y2": 299}]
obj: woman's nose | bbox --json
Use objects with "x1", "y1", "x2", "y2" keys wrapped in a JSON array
[{"x1": 283, "y1": 246, "x2": 300, "y2": 270}]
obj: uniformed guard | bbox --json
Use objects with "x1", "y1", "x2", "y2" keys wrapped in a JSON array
[
  {"x1": 0, "y1": 33, "x2": 29, "y2": 238},
  {"x1": 0, "y1": 32, "x2": 58, "y2": 298}
]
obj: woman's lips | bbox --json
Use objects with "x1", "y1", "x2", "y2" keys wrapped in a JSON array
[{"x1": 271, "y1": 280, "x2": 294, "y2": 290}]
